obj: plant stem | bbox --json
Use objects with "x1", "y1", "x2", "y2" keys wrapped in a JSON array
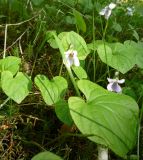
[
  {"x1": 0, "y1": 97, "x2": 10, "y2": 109},
  {"x1": 103, "y1": 21, "x2": 110, "y2": 78},
  {"x1": 137, "y1": 101, "x2": 143, "y2": 160},
  {"x1": 98, "y1": 145, "x2": 108, "y2": 160},
  {"x1": 59, "y1": 62, "x2": 63, "y2": 76},
  {"x1": 92, "y1": 9, "x2": 96, "y2": 82},
  {"x1": 66, "y1": 66, "x2": 80, "y2": 97},
  {"x1": 3, "y1": 24, "x2": 8, "y2": 58}
]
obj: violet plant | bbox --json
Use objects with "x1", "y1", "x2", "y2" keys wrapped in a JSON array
[{"x1": 0, "y1": 1, "x2": 142, "y2": 160}]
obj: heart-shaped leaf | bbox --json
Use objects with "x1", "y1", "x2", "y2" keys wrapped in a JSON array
[
  {"x1": 0, "y1": 56, "x2": 21, "y2": 75},
  {"x1": 68, "y1": 80, "x2": 139, "y2": 157},
  {"x1": 97, "y1": 42, "x2": 136, "y2": 74},
  {"x1": 32, "y1": 151, "x2": 63, "y2": 160},
  {"x1": 1, "y1": 71, "x2": 32, "y2": 104},
  {"x1": 59, "y1": 31, "x2": 89, "y2": 60},
  {"x1": 35, "y1": 75, "x2": 67, "y2": 105},
  {"x1": 55, "y1": 100, "x2": 73, "y2": 126},
  {"x1": 124, "y1": 40, "x2": 143, "y2": 69}
]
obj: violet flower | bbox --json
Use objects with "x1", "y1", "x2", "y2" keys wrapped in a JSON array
[
  {"x1": 126, "y1": 7, "x2": 135, "y2": 16},
  {"x1": 99, "y1": 3, "x2": 116, "y2": 20},
  {"x1": 63, "y1": 49, "x2": 80, "y2": 68},
  {"x1": 107, "y1": 78, "x2": 125, "y2": 93}
]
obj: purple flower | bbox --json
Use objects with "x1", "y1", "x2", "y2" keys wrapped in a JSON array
[
  {"x1": 126, "y1": 7, "x2": 135, "y2": 16},
  {"x1": 107, "y1": 78, "x2": 125, "y2": 93},
  {"x1": 99, "y1": 3, "x2": 116, "y2": 20}
]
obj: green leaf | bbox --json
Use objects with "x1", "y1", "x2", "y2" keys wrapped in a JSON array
[
  {"x1": 68, "y1": 80, "x2": 139, "y2": 157},
  {"x1": 124, "y1": 40, "x2": 143, "y2": 69},
  {"x1": 31, "y1": 0, "x2": 44, "y2": 6},
  {"x1": 0, "y1": 56, "x2": 21, "y2": 75},
  {"x1": 72, "y1": 66, "x2": 87, "y2": 79},
  {"x1": 55, "y1": 100, "x2": 73, "y2": 126},
  {"x1": 112, "y1": 22, "x2": 122, "y2": 32},
  {"x1": 73, "y1": 9, "x2": 86, "y2": 32},
  {"x1": 59, "y1": 31, "x2": 89, "y2": 60},
  {"x1": 1, "y1": 71, "x2": 32, "y2": 104},
  {"x1": 65, "y1": 16, "x2": 76, "y2": 24},
  {"x1": 46, "y1": 31, "x2": 58, "y2": 49},
  {"x1": 87, "y1": 40, "x2": 103, "y2": 51},
  {"x1": 133, "y1": 30, "x2": 139, "y2": 41},
  {"x1": 97, "y1": 42, "x2": 136, "y2": 74},
  {"x1": 52, "y1": 32, "x2": 65, "y2": 58},
  {"x1": 35, "y1": 75, "x2": 67, "y2": 105},
  {"x1": 32, "y1": 151, "x2": 63, "y2": 160}
]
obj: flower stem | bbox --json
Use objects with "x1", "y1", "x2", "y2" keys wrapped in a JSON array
[
  {"x1": 92, "y1": 9, "x2": 96, "y2": 82},
  {"x1": 66, "y1": 67, "x2": 80, "y2": 97},
  {"x1": 137, "y1": 101, "x2": 143, "y2": 160},
  {"x1": 0, "y1": 97, "x2": 10, "y2": 109}
]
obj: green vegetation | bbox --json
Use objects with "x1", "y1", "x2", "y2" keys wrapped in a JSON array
[{"x1": 0, "y1": 0, "x2": 143, "y2": 159}]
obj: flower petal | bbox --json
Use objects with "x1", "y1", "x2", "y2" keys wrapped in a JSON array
[
  {"x1": 63, "y1": 56, "x2": 73, "y2": 68},
  {"x1": 73, "y1": 50, "x2": 77, "y2": 56},
  {"x1": 65, "y1": 50, "x2": 71, "y2": 56},
  {"x1": 105, "y1": 9, "x2": 112, "y2": 19},
  {"x1": 73, "y1": 56, "x2": 80, "y2": 66},
  {"x1": 112, "y1": 82, "x2": 122, "y2": 93},
  {"x1": 107, "y1": 83, "x2": 114, "y2": 91},
  {"x1": 127, "y1": 7, "x2": 132, "y2": 12},
  {"x1": 107, "y1": 78, "x2": 116, "y2": 83},
  {"x1": 109, "y1": 3, "x2": 116, "y2": 9},
  {"x1": 99, "y1": 7, "x2": 108, "y2": 15},
  {"x1": 117, "y1": 79, "x2": 125, "y2": 84}
]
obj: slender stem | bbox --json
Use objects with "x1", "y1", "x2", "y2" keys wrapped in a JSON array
[
  {"x1": 66, "y1": 67, "x2": 80, "y2": 97},
  {"x1": 98, "y1": 19, "x2": 109, "y2": 160},
  {"x1": 137, "y1": 101, "x2": 143, "y2": 160},
  {"x1": 92, "y1": 9, "x2": 96, "y2": 82},
  {"x1": 1, "y1": 13, "x2": 39, "y2": 27},
  {"x1": 103, "y1": 21, "x2": 108, "y2": 40},
  {"x1": 102, "y1": 20, "x2": 110, "y2": 77},
  {"x1": 3, "y1": 24, "x2": 8, "y2": 58},
  {"x1": 30, "y1": 36, "x2": 47, "y2": 77},
  {"x1": 103, "y1": 41, "x2": 110, "y2": 78},
  {"x1": 0, "y1": 97, "x2": 10, "y2": 109},
  {"x1": 2, "y1": 28, "x2": 28, "y2": 54},
  {"x1": 59, "y1": 62, "x2": 63, "y2": 76},
  {"x1": 137, "y1": 124, "x2": 140, "y2": 160}
]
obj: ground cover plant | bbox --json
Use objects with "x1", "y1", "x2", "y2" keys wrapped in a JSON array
[{"x1": 0, "y1": 0, "x2": 143, "y2": 159}]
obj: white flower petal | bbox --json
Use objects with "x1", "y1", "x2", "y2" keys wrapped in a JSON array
[
  {"x1": 117, "y1": 79, "x2": 125, "y2": 84},
  {"x1": 99, "y1": 8, "x2": 107, "y2": 15},
  {"x1": 109, "y1": 3, "x2": 116, "y2": 9},
  {"x1": 107, "y1": 78, "x2": 116, "y2": 83},
  {"x1": 63, "y1": 58, "x2": 72, "y2": 68},
  {"x1": 65, "y1": 50, "x2": 71, "y2": 57},
  {"x1": 127, "y1": 7, "x2": 132, "y2": 12},
  {"x1": 63, "y1": 49, "x2": 80, "y2": 67},
  {"x1": 73, "y1": 56, "x2": 80, "y2": 66},
  {"x1": 107, "y1": 83, "x2": 114, "y2": 91},
  {"x1": 73, "y1": 50, "x2": 77, "y2": 56},
  {"x1": 69, "y1": 57, "x2": 74, "y2": 66}
]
